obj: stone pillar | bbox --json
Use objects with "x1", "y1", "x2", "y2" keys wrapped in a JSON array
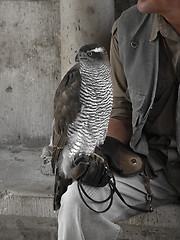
[{"x1": 60, "y1": 0, "x2": 115, "y2": 76}]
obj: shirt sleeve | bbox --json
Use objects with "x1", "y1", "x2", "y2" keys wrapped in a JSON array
[{"x1": 110, "y1": 19, "x2": 132, "y2": 119}]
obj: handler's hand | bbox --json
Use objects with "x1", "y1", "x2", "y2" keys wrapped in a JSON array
[{"x1": 70, "y1": 151, "x2": 112, "y2": 187}]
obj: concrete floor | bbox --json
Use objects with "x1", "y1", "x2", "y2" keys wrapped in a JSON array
[
  {"x1": 0, "y1": 146, "x2": 180, "y2": 240},
  {"x1": 0, "y1": 215, "x2": 57, "y2": 240},
  {"x1": 0, "y1": 146, "x2": 57, "y2": 240},
  {"x1": 0, "y1": 146, "x2": 54, "y2": 199}
]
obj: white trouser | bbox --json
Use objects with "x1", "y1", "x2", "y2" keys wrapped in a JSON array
[{"x1": 58, "y1": 170, "x2": 179, "y2": 240}]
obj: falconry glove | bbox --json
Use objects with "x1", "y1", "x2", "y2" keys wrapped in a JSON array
[
  {"x1": 101, "y1": 136, "x2": 145, "y2": 177},
  {"x1": 69, "y1": 135, "x2": 145, "y2": 188},
  {"x1": 70, "y1": 151, "x2": 113, "y2": 187}
]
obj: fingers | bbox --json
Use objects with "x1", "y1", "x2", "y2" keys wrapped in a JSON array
[
  {"x1": 81, "y1": 159, "x2": 111, "y2": 187},
  {"x1": 70, "y1": 153, "x2": 112, "y2": 187},
  {"x1": 81, "y1": 160, "x2": 100, "y2": 185},
  {"x1": 70, "y1": 161, "x2": 89, "y2": 180}
]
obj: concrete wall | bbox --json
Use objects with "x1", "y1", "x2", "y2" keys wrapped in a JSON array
[
  {"x1": 60, "y1": 0, "x2": 114, "y2": 76},
  {"x1": 0, "y1": 0, "x2": 136, "y2": 148},
  {"x1": 0, "y1": 1, "x2": 60, "y2": 147}
]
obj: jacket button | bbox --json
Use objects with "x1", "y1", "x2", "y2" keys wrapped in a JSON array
[
  {"x1": 130, "y1": 41, "x2": 138, "y2": 48},
  {"x1": 171, "y1": 161, "x2": 175, "y2": 166}
]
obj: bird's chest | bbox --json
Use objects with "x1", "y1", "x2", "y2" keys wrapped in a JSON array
[
  {"x1": 67, "y1": 71, "x2": 112, "y2": 155},
  {"x1": 79, "y1": 90, "x2": 107, "y2": 127}
]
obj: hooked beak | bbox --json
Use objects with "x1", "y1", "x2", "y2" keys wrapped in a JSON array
[
  {"x1": 75, "y1": 52, "x2": 88, "y2": 62},
  {"x1": 75, "y1": 53, "x2": 79, "y2": 62}
]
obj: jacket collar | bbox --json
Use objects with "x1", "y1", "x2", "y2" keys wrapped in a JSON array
[{"x1": 150, "y1": 14, "x2": 179, "y2": 42}]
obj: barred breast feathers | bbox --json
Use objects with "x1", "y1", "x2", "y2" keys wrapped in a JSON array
[{"x1": 67, "y1": 62, "x2": 113, "y2": 158}]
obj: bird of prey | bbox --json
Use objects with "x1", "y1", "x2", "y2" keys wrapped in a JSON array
[{"x1": 52, "y1": 44, "x2": 113, "y2": 211}]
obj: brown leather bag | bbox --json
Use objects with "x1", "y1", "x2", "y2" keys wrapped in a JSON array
[{"x1": 101, "y1": 136, "x2": 145, "y2": 177}]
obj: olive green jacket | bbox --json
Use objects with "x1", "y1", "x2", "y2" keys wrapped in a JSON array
[{"x1": 117, "y1": 6, "x2": 180, "y2": 156}]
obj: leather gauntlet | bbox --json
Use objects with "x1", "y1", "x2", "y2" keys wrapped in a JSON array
[
  {"x1": 70, "y1": 152, "x2": 112, "y2": 187},
  {"x1": 101, "y1": 136, "x2": 145, "y2": 177}
]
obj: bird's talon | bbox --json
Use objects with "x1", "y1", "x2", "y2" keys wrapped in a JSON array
[{"x1": 90, "y1": 152, "x2": 104, "y2": 162}]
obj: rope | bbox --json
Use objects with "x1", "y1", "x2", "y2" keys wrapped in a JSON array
[
  {"x1": 77, "y1": 177, "x2": 115, "y2": 213},
  {"x1": 78, "y1": 173, "x2": 154, "y2": 213}
]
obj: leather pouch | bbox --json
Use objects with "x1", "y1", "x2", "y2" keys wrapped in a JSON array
[{"x1": 101, "y1": 136, "x2": 145, "y2": 177}]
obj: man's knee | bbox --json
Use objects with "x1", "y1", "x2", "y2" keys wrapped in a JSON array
[{"x1": 60, "y1": 181, "x2": 83, "y2": 210}]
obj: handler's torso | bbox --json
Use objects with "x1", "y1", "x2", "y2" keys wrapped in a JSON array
[{"x1": 117, "y1": 6, "x2": 180, "y2": 192}]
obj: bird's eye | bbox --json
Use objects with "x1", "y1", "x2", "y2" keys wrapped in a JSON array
[{"x1": 87, "y1": 51, "x2": 93, "y2": 57}]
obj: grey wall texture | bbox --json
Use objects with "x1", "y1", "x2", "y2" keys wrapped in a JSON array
[
  {"x1": 0, "y1": 0, "x2": 136, "y2": 148},
  {"x1": 0, "y1": 1, "x2": 60, "y2": 147}
]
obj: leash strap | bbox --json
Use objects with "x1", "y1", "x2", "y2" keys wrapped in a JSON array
[
  {"x1": 109, "y1": 177, "x2": 153, "y2": 213},
  {"x1": 78, "y1": 174, "x2": 153, "y2": 213},
  {"x1": 77, "y1": 177, "x2": 115, "y2": 213}
]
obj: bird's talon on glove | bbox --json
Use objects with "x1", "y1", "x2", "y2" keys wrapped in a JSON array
[
  {"x1": 70, "y1": 152, "x2": 112, "y2": 187},
  {"x1": 90, "y1": 152, "x2": 104, "y2": 163}
]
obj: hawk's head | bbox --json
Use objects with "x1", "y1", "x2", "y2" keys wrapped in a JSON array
[{"x1": 75, "y1": 44, "x2": 109, "y2": 67}]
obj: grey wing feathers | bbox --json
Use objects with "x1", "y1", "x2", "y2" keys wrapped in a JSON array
[{"x1": 51, "y1": 64, "x2": 82, "y2": 173}]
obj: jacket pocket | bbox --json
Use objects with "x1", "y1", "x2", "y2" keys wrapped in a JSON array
[{"x1": 126, "y1": 88, "x2": 146, "y2": 127}]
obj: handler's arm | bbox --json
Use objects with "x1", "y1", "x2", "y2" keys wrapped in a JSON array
[
  {"x1": 107, "y1": 118, "x2": 132, "y2": 145},
  {"x1": 108, "y1": 20, "x2": 132, "y2": 145}
]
